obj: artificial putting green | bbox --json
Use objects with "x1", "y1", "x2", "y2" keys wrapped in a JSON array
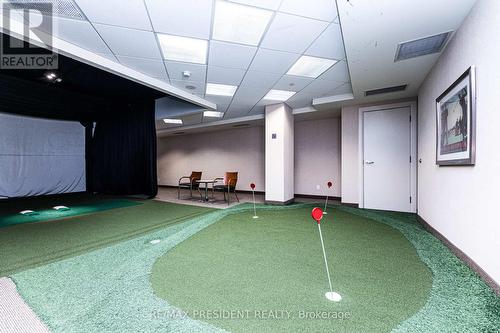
[
  {"x1": 0, "y1": 199, "x2": 215, "y2": 276},
  {"x1": 0, "y1": 199, "x2": 140, "y2": 228},
  {"x1": 151, "y1": 207, "x2": 433, "y2": 333},
  {"x1": 9, "y1": 202, "x2": 500, "y2": 333}
]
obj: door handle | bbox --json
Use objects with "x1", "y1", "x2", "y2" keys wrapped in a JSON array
[{"x1": 365, "y1": 161, "x2": 374, "y2": 165}]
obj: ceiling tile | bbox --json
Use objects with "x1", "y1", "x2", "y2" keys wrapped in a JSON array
[
  {"x1": 279, "y1": 0, "x2": 338, "y2": 22},
  {"x1": 331, "y1": 82, "x2": 353, "y2": 95},
  {"x1": 231, "y1": 84, "x2": 269, "y2": 105},
  {"x1": 32, "y1": 15, "x2": 111, "y2": 54},
  {"x1": 260, "y1": 13, "x2": 329, "y2": 53},
  {"x1": 145, "y1": 0, "x2": 213, "y2": 39},
  {"x1": 300, "y1": 79, "x2": 345, "y2": 97},
  {"x1": 164, "y1": 61, "x2": 206, "y2": 82},
  {"x1": 209, "y1": 41, "x2": 257, "y2": 70},
  {"x1": 170, "y1": 80, "x2": 205, "y2": 96},
  {"x1": 225, "y1": 104, "x2": 253, "y2": 118},
  {"x1": 94, "y1": 24, "x2": 162, "y2": 58},
  {"x1": 285, "y1": 91, "x2": 314, "y2": 108},
  {"x1": 207, "y1": 66, "x2": 246, "y2": 85},
  {"x1": 240, "y1": 71, "x2": 281, "y2": 89},
  {"x1": 205, "y1": 94, "x2": 234, "y2": 105},
  {"x1": 248, "y1": 48, "x2": 300, "y2": 74},
  {"x1": 75, "y1": 0, "x2": 152, "y2": 30},
  {"x1": 305, "y1": 23, "x2": 345, "y2": 60},
  {"x1": 229, "y1": 0, "x2": 281, "y2": 10},
  {"x1": 318, "y1": 60, "x2": 350, "y2": 82},
  {"x1": 249, "y1": 105, "x2": 265, "y2": 115},
  {"x1": 117, "y1": 56, "x2": 168, "y2": 78},
  {"x1": 273, "y1": 75, "x2": 314, "y2": 91}
]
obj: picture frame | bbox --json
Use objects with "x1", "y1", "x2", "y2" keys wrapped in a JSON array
[{"x1": 435, "y1": 66, "x2": 476, "y2": 166}]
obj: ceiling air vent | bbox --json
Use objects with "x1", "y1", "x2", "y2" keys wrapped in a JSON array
[
  {"x1": 395, "y1": 31, "x2": 452, "y2": 61},
  {"x1": 5, "y1": 0, "x2": 87, "y2": 20},
  {"x1": 365, "y1": 84, "x2": 407, "y2": 96}
]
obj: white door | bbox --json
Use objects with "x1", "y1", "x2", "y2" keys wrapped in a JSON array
[{"x1": 363, "y1": 107, "x2": 412, "y2": 212}]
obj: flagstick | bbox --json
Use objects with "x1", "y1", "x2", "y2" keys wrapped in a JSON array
[
  {"x1": 312, "y1": 207, "x2": 341, "y2": 302},
  {"x1": 317, "y1": 223, "x2": 333, "y2": 294},
  {"x1": 323, "y1": 194, "x2": 329, "y2": 215},
  {"x1": 252, "y1": 189, "x2": 258, "y2": 219}
]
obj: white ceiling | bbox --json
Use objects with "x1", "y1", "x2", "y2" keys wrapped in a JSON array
[
  {"x1": 13, "y1": 0, "x2": 350, "y2": 128},
  {"x1": 336, "y1": 0, "x2": 477, "y2": 105},
  {"x1": 3, "y1": 0, "x2": 478, "y2": 134}
]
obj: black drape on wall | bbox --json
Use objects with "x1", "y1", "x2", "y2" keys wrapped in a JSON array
[{"x1": 89, "y1": 101, "x2": 158, "y2": 198}]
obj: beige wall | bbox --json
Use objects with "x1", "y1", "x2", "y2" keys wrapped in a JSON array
[
  {"x1": 157, "y1": 126, "x2": 265, "y2": 191},
  {"x1": 417, "y1": 0, "x2": 500, "y2": 284},
  {"x1": 157, "y1": 116, "x2": 341, "y2": 197},
  {"x1": 294, "y1": 117, "x2": 341, "y2": 197}
]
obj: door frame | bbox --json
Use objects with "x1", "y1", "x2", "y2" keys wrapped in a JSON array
[{"x1": 358, "y1": 101, "x2": 417, "y2": 213}]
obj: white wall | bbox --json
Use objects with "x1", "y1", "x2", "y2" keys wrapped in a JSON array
[
  {"x1": 157, "y1": 126, "x2": 265, "y2": 192},
  {"x1": 341, "y1": 106, "x2": 359, "y2": 204},
  {"x1": 417, "y1": 0, "x2": 500, "y2": 284},
  {"x1": 265, "y1": 103, "x2": 294, "y2": 202},
  {"x1": 295, "y1": 117, "x2": 341, "y2": 197}
]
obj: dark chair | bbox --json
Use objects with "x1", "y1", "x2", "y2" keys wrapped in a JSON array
[
  {"x1": 178, "y1": 171, "x2": 202, "y2": 199},
  {"x1": 212, "y1": 172, "x2": 239, "y2": 205}
]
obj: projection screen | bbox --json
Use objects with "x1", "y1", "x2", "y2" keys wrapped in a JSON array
[{"x1": 0, "y1": 113, "x2": 86, "y2": 198}]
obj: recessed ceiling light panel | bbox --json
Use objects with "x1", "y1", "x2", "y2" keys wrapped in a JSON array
[
  {"x1": 395, "y1": 32, "x2": 452, "y2": 61},
  {"x1": 212, "y1": 0, "x2": 273, "y2": 46},
  {"x1": 203, "y1": 111, "x2": 225, "y2": 118},
  {"x1": 206, "y1": 83, "x2": 238, "y2": 96},
  {"x1": 157, "y1": 34, "x2": 208, "y2": 64},
  {"x1": 287, "y1": 55, "x2": 337, "y2": 78},
  {"x1": 163, "y1": 118, "x2": 183, "y2": 124},
  {"x1": 263, "y1": 89, "x2": 296, "y2": 101}
]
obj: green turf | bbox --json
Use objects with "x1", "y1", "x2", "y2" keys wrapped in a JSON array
[
  {"x1": 8, "y1": 202, "x2": 500, "y2": 333},
  {"x1": 0, "y1": 199, "x2": 215, "y2": 276},
  {"x1": 151, "y1": 207, "x2": 433, "y2": 333},
  {"x1": 0, "y1": 199, "x2": 140, "y2": 228}
]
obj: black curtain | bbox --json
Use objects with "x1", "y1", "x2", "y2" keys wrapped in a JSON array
[{"x1": 89, "y1": 101, "x2": 158, "y2": 198}]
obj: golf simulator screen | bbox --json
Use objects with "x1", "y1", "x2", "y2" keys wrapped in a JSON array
[{"x1": 0, "y1": 112, "x2": 86, "y2": 198}]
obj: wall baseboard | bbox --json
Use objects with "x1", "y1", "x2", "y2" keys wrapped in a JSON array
[
  {"x1": 158, "y1": 185, "x2": 340, "y2": 201},
  {"x1": 417, "y1": 215, "x2": 500, "y2": 296},
  {"x1": 340, "y1": 202, "x2": 359, "y2": 208},
  {"x1": 265, "y1": 198, "x2": 295, "y2": 205},
  {"x1": 295, "y1": 193, "x2": 341, "y2": 201}
]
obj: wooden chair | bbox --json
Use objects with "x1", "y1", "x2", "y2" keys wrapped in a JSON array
[
  {"x1": 212, "y1": 172, "x2": 239, "y2": 205},
  {"x1": 178, "y1": 171, "x2": 202, "y2": 199}
]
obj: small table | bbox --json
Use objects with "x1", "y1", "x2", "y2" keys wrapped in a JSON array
[{"x1": 196, "y1": 180, "x2": 216, "y2": 202}]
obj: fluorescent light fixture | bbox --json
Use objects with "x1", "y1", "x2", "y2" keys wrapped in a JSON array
[
  {"x1": 212, "y1": 0, "x2": 273, "y2": 46},
  {"x1": 206, "y1": 83, "x2": 238, "y2": 96},
  {"x1": 263, "y1": 89, "x2": 296, "y2": 101},
  {"x1": 157, "y1": 34, "x2": 208, "y2": 64},
  {"x1": 287, "y1": 55, "x2": 338, "y2": 78},
  {"x1": 163, "y1": 118, "x2": 183, "y2": 125},
  {"x1": 203, "y1": 111, "x2": 225, "y2": 118},
  {"x1": 46, "y1": 73, "x2": 56, "y2": 80}
]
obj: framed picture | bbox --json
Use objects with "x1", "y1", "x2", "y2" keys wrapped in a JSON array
[{"x1": 436, "y1": 66, "x2": 476, "y2": 166}]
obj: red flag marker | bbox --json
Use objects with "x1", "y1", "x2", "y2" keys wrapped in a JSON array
[
  {"x1": 250, "y1": 183, "x2": 258, "y2": 219},
  {"x1": 311, "y1": 207, "x2": 341, "y2": 302}
]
